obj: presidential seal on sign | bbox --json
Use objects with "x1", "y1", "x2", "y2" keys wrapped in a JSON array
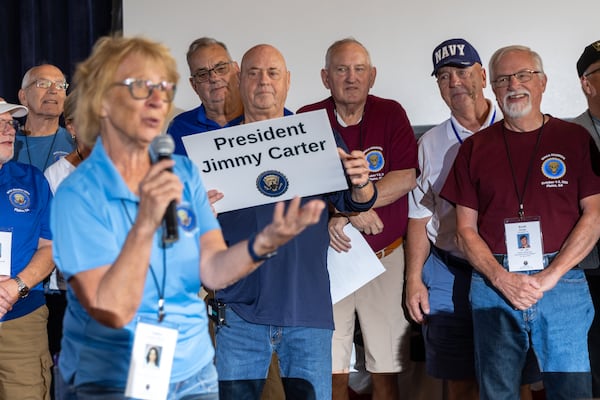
[{"x1": 256, "y1": 170, "x2": 289, "y2": 197}]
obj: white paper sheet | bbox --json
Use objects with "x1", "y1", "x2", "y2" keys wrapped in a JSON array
[{"x1": 327, "y1": 224, "x2": 386, "y2": 304}]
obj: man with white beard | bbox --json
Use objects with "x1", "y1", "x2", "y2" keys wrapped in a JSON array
[{"x1": 440, "y1": 45, "x2": 600, "y2": 399}]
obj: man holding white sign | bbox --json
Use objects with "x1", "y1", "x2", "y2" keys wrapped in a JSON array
[{"x1": 206, "y1": 44, "x2": 376, "y2": 400}]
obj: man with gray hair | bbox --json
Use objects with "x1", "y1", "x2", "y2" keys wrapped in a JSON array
[
  {"x1": 441, "y1": 45, "x2": 600, "y2": 399},
  {"x1": 15, "y1": 64, "x2": 73, "y2": 172},
  {"x1": 168, "y1": 37, "x2": 243, "y2": 156},
  {"x1": 299, "y1": 38, "x2": 418, "y2": 400}
]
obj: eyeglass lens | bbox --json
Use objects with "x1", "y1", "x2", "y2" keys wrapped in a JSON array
[
  {"x1": 122, "y1": 79, "x2": 176, "y2": 101},
  {"x1": 0, "y1": 119, "x2": 19, "y2": 131},
  {"x1": 193, "y1": 62, "x2": 231, "y2": 82},
  {"x1": 33, "y1": 79, "x2": 69, "y2": 90}
]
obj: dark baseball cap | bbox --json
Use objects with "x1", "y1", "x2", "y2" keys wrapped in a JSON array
[
  {"x1": 577, "y1": 40, "x2": 600, "y2": 77},
  {"x1": 431, "y1": 38, "x2": 481, "y2": 76}
]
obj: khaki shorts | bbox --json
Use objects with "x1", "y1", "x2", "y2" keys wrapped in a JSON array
[
  {"x1": 332, "y1": 245, "x2": 411, "y2": 373},
  {"x1": 0, "y1": 305, "x2": 52, "y2": 400}
]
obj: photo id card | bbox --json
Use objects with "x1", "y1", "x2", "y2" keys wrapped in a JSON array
[
  {"x1": 0, "y1": 229, "x2": 13, "y2": 276},
  {"x1": 125, "y1": 318, "x2": 178, "y2": 400},
  {"x1": 504, "y1": 217, "x2": 544, "y2": 272}
]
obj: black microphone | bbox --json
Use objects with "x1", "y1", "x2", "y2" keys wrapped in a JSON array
[{"x1": 150, "y1": 134, "x2": 179, "y2": 244}]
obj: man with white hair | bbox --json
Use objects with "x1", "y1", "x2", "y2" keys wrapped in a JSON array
[{"x1": 441, "y1": 45, "x2": 600, "y2": 399}]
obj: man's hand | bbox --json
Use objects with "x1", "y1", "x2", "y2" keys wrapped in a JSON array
[
  {"x1": 207, "y1": 189, "x2": 224, "y2": 217},
  {"x1": 493, "y1": 269, "x2": 544, "y2": 310},
  {"x1": 0, "y1": 276, "x2": 17, "y2": 318},
  {"x1": 348, "y1": 209, "x2": 384, "y2": 235},
  {"x1": 405, "y1": 278, "x2": 430, "y2": 324},
  {"x1": 329, "y1": 215, "x2": 351, "y2": 252}
]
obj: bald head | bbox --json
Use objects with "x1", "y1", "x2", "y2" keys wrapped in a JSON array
[
  {"x1": 239, "y1": 44, "x2": 290, "y2": 122},
  {"x1": 21, "y1": 64, "x2": 66, "y2": 89}
]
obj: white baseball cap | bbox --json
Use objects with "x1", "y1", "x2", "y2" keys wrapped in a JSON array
[{"x1": 0, "y1": 100, "x2": 28, "y2": 118}]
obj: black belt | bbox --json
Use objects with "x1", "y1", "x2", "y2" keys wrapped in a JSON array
[{"x1": 430, "y1": 245, "x2": 472, "y2": 270}]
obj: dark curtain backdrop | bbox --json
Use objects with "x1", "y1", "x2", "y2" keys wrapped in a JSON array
[{"x1": 0, "y1": 0, "x2": 122, "y2": 104}]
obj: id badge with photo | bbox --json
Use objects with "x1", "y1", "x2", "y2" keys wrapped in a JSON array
[
  {"x1": 0, "y1": 229, "x2": 13, "y2": 276},
  {"x1": 125, "y1": 318, "x2": 178, "y2": 400},
  {"x1": 504, "y1": 217, "x2": 544, "y2": 272}
]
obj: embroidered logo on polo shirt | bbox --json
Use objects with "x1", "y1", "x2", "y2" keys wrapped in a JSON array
[
  {"x1": 364, "y1": 147, "x2": 384, "y2": 173},
  {"x1": 256, "y1": 170, "x2": 288, "y2": 197},
  {"x1": 540, "y1": 154, "x2": 568, "y2": 188},
  {"x1": 8, "y1": 188, "x2": 31, "y2": 212},
  {"x1": 176, "y1": 204, "x2": 197, "y2": 234}
]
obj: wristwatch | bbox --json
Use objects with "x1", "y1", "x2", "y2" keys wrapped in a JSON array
[
  {"x1": 247, "y1": 234, "x2": 278, "y2": 263},
  {"x1": 13, "y1": 276, "x2": 30, "y2": 299}
]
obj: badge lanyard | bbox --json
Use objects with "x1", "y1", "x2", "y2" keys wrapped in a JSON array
[
  {"x1": 450, "y1": 108, "x2": 497, "y2": 144},
  {"x1": 501, "y1": 115, "x2": 545, "y2": 219},
  {"x1": 122, "y1": 200, "x2": 167, "y2": 322},
  {"x1": 22, "y1": 128, "x2": 59, "y2": 171}
]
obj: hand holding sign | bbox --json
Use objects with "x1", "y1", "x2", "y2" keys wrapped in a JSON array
[{"x1": 338, "y1": 148, "x2": 371, "y2": 189}]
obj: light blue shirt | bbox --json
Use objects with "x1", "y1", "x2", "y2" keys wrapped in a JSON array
[
  {"x1": 51, "y1": 137, "x2": 219, "y2": 387},
  {"x1": 14, "y1": 126, "x2": 74, "y2": 172}
]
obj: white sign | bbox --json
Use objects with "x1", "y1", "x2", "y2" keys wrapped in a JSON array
[{"x1": 182, "y1": 110, "x2": 349, "y2": 213}]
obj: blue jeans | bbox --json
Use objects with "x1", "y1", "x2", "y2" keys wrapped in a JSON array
[
  {"x1": 215, "y1": 307, "x2": 332, "y2": 400},
  {"x1": 422, "y1": 251, "x2": 475, "y2": 379},
  {"x1": 471, "y1": 262, "x2": 593, "y2": 400},
  {"x1": 55, "y1": 361, "x2": 218, "y2": 400}
]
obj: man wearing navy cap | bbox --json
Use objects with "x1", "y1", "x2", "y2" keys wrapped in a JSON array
[
  {"x1": 405, "y1": 38, "x2": 496, "y2": 400},
  {"x1": 573, "y1": 39, "x2": 600, "y2": 397}
]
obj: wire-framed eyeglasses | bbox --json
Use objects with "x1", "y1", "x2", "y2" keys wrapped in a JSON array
[
  {"x1": 191, "y1": 61, "x2": 234, "y2": 83},
  {"x1": 491, "y1": 70, "x2": 542, "y2": 88},
  {"x1": 113, "y1": 79, "x2": 176, "y2": 102},
  {"x1": 26, "y1": 79, "x2": 69, "y2": 91}
]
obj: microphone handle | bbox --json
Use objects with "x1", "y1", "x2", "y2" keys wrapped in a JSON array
[
  {"x1": 157, "y1": 154, "x2": 179, "y2": 244},
  {"x1": 163, "y1": 200, "x2": 179, "y2": 243}
]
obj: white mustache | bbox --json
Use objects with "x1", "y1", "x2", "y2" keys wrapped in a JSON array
[{"x1": 503, "y1": 89, "x2": 530, "y2": 103}]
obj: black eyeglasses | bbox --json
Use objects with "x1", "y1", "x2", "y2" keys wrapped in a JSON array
[
  {"x1": 113, "y1": 79, "x2": 176, "y2": 102},
  {"x1": 584, "y1": 67, "x2": 600, "y2": 78},
  {"x1": 491, "y1": 70, "x2": 542, "y2": 88},
  {"x1": 191, "y1": 61, "x2": 234, "y2": 83},
  {"x1": 26, "y1": 79, "x2": 69, "y2": 91},
  {"x1": 0, "y1": 119, "x2": 20, "y2": 132}
]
